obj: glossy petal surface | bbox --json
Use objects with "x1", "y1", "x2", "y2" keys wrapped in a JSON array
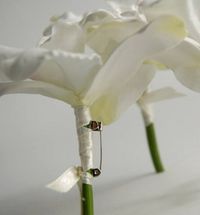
[
  {"x1": 155, "y1": 38, "x2": 200, "y2": 92},
  {"x1": 87, "y1": 15, "x2": 186, "y2": 124}
]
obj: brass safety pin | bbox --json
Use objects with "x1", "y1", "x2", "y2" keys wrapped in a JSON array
[{"x1": 84, "y1": 120, "x2": 103, "y2": 177}]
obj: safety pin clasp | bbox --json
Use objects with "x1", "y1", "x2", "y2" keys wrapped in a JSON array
[
  {"x1": 90, "y1": 168, "x2": 101, "y2": 177},
  {"x1": 84, "y1": 120, "x2": 102, "y2": 131},
  {"x1": 84, "y1": 120, "x2": 103, "y2": 175}
]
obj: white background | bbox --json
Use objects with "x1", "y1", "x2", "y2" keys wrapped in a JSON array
[{"x1": 1, "y1": 0, "x2": 200, "y2": 214}]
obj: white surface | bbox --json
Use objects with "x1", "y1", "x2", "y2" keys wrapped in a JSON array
[{"x1": 1, "y1": 0, "x2": 200, "y2": 215}]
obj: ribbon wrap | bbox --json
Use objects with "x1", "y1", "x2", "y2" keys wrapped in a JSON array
[
  {"x1": 47, "y1": 106, "x2": 94, "y2": 192},
  {"x1": 138, "y1": 90, "x2": 154, "y2": 126},
  {"x1": 74, "y1": 106, "x2": 93, "y2": 184}
]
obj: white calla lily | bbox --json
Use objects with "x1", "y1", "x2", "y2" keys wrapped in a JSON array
[
  {"x1": 0, "y1": 15, "x2": 186, "y2": 125},
  {"x1": 103, "y1": 0, "x2": 200, "y2": 175},
  {"x1": 107, "y1": 0, "x2": 200, "y2": 93}
]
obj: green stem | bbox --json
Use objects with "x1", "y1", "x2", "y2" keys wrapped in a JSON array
[
  {"x1": 81, "y1": 183, "x2": 94, "y2": 215},
  {"x1": 145, "y1": 123, "x2": 164, "y2": 173}
]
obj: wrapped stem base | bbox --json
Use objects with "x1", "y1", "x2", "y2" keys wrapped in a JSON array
[{"x1": 74, "y1": 106, "x2": 94, "y2": 215}]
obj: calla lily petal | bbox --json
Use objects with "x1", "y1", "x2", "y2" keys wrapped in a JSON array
[
  {"x1": 105, "y1": 0, "x2": 146, "y2": 21},
  {"x1": 0, "y1": 45, "x2": 102, "y2": 95},
  {"x1": 39, "y1": 13, "x2": 85, "y2": 53},
  {"x1": 40, "y1": 9, "x2": 145, "y2": 63},
  {"x1": 0, "y1": 45, "x2": 22, "y2": 59},
  {"x1": 0, "y1": 46, "x2": 22, "y2": 81},
  {"x1": 154, "y1": 38, "x2": 200, "y2": 92},
  {"x1": 85, "y1": 18, "x2": 145, "y2": 62},
  {"x1": 88, "y1": 15, "x2": 187, "y2": 124},
  {"x1": 0, "y1": 15, "x2": 187, "y2": 126},
  {"x1": 85, "y1": 15, "x2": 187, "y2": 106},
  {"x1": 142, "y1": 0, "x2": 200, "y2": 43},
  {"x1": 105, "y1": 0, "x2": 139, "y2": 14},
  {"x1": 82, "y1": 8, "x2": 146, "y2": 62},
  {"x1": 0, "y1": 80, "x2": 80, "y2": 106},
  {"x1": 0, "y1": 46, "x2": 50, "y2": 81},
  {"x1": 81, "y1": 9, "x2": 116, "y2": 28},
  {"x1": 140, "y1": 87, "x2": 185, "y2": 104},
  {"x1": 32, "y1": 51, "x2": 102, "y2": 95},
  {"x1": 90, "y1": 63, "x2": 155, "y2": 124}
]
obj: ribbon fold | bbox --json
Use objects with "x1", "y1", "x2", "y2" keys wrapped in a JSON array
[{"x1": 46, "y1": 166, "x2": 84, "y2": 193}]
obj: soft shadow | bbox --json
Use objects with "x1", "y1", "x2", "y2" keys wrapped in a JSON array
[
  {"x1": 0, "y1": 173, "x2": 154, "y2": 215},
  {"x1": 0, "y1": 187, "x2": 79, "y2": 215},
  {"x1": 101, "y1": 178, "x2": 200, "y2": 215},
  {"x1": 96, "y1": 172, "x2": 154, "y2": 194},
  {"x1": 2, "y1": 175, "x2": 200, "y2": 215}
]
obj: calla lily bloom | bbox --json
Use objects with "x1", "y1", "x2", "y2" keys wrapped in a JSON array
[
  {"x1": 0, "y1": 15, "x2": 186, "y2": 124},
  {"x1": 140, "y1": 1, "x2": 200, "y2": 90},
  {"x1": 105, "y1": 0, "x2": 200, "y2": 174},
  {"x1": 39, "y1": 9, "x2": 200, "y2": 124},
  {"x1": 104, "y1": 0, "x2": 200, "y2": 92}
]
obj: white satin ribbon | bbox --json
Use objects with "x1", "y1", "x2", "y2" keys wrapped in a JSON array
[
  {"x1": 46, "y1": 166, "x2": 92, "y2": 193},
  {"x1": 47, "y1": 106, "x2": 94, "y2": 193}
]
